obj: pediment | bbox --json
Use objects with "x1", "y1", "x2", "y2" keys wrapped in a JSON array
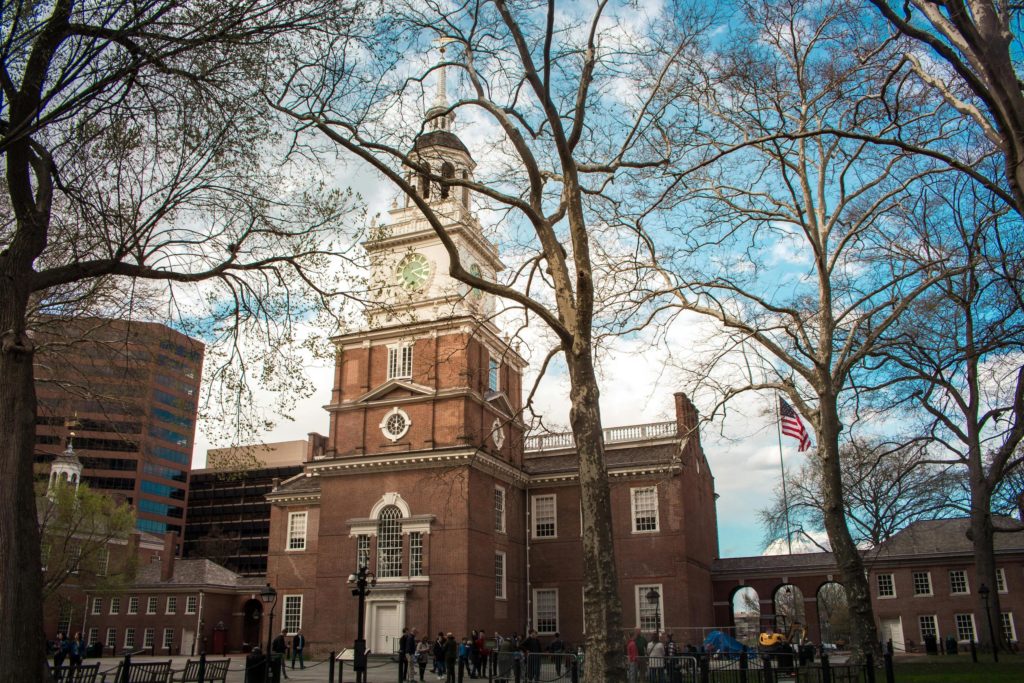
[
  {"x1": 355, "y1": 379, "x2": 435, "y2": 404},
  {"x1": 485, "y1": 390, "x2": 515, "y2": 417}
]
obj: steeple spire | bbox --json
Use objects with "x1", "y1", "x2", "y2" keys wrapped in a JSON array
[{"x1": 426, "y1": 37, "x2": 455, "y2": 132}]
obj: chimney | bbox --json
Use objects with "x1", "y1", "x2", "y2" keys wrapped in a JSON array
[
  {"x1": 674, "y1": 392, "x2": 699, "y2": 438},
  {"x1": 161, "y1": 531, "x2": 177, "y2": 582}
]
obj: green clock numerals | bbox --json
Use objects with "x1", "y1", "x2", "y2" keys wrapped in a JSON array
[{"x1": 397, "y1": 253, "x2": 431, "y2": 290}]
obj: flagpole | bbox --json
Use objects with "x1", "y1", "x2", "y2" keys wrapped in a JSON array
[{"x1": 776, "y1": 398, "x2": 793, "y2": 555}]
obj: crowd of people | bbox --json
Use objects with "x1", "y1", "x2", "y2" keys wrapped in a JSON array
[
  {"x1": 50, "y1": 632, "x2": 84, "y2": 681},
  {"x1": 397, "y1": 628, "x2": 573, "y2": 683},
  {"x1": 625, "y1": 628, "x2": 701, "y2": 683}
]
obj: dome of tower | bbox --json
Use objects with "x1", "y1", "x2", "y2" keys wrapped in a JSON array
[{"x1": 412, "y1": 129, "x2": 470, "y2": 156}]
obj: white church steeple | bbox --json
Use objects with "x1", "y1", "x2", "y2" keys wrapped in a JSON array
[{"x1": 48, "y1": 421, "x2": 83, "y2": 496}]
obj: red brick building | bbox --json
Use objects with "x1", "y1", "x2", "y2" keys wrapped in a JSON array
[{"x1": 262, "y1": 75, "x2": 721, "y2": 656}]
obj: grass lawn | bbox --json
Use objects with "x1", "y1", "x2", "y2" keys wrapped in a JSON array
[{"x1": 894, "y1": 655, "x2": 1024, "y2": 682}]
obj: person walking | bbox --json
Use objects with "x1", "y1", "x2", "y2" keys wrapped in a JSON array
[
  {"x1": 417, "y1": 636, "x2": 431, "y2": 682},
  {"x1": 271, "y1": 628, "x2": 290, "y2": 680},
  {"x1": 67, "y1": 632, "x2": 83, "y2": 678},
  {"x1": 546, "y1": 632, "x2": 565, "y2": 677},
  {"x1": 291, "y1": 628, "x2": 306, "y2": 669},
  {"x1": 404, "y1": 628, "x2": 419, "y2": 682},
  {"x1": 52, "y1": 633, "x2": 66, "y2": 682},
  {"x1": 647, "y1": 633, "x2": 665, "y2": 683},
  {"x1": 627, "y1": 632, "x2": 640, "y2": 683},
  {"x1": 433, "y1": 632, "x2": 446, "y2": 678},
  {"x1": 444, "y1": 633, "x2": 458, "y2": 683}
]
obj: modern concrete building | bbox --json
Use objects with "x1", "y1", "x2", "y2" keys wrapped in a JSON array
[{"x1": 32, "y1": 316, "x2": 203, "y2": 538}]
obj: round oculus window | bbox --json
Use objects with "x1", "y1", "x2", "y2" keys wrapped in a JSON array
[
  {"x1": 397, "y1": 253, "x2": 431, "y2": 290},
  {"x1": 379, "y1": 407, "x2": 411, "y2": 442}
]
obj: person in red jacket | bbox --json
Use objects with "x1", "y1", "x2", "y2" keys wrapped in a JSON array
[{"x1": 626, "y1": 633, "x2": 640, "y2": 683}]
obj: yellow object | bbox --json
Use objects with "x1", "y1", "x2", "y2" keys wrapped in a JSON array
[{"x1": 759, "y1": 633, "x2": 787, "y2": 647}]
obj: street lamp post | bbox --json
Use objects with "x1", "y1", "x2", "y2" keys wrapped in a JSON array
[
  {"x1": 260, "y1": 583, "x2": 278, "y2": 683},
  {"x1": 979, "y1": 583, "x2": 998, "y2": 663},
  {"x1": 348, "y1": 564, "x2": 377, "y2": 683},
  {"x1": 646, "y1": 588, "x2": 661, "y2": 636}
]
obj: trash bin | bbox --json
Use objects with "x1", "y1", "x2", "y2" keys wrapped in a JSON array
[
  {"x1": 945, "y1": 635, "x2": 958, "y2": 655},
  {"x1": 923, "y1": 634, "x2": 938, "y2": 655},
  {"x1": 245, "y1": 649, "x2": 268, "y2": 683},
  {"x1": 85, "y1": 642, "x2": 103, "y2": 658}
]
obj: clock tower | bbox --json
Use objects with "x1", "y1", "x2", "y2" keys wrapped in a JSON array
[{"x1": 326, "y1": 43, "x2": 526, "y2": 462}]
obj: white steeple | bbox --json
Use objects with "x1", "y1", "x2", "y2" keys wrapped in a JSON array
[{"x1": 48, "y1": 425, "x2": 83, "y2": 496}]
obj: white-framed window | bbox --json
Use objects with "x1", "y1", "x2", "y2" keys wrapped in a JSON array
[
  {"x1": 996, "y1": 568, "x2": 1007, "y2": 593},
  {"x1": 106, "y1": 628, "x2": 117, "y2": 649},
  {"x1": 532, "y1": 494, "x2": 557, "y2": 538},
  {"x1": 357, "y1": 535, "x2": 370, "y2": 570},
  {"x1": 1001, "y1": 612, "x2": 1017, "y2": 643},
  {"x1": 631, "y1": 487, "x2": 659, "y2": 533},
  {"x1": 147, "y1": 597, "x2": 158, "y2": 614},
  {"x1": 533, "y1": 588, "x2": 559, "y2": 635},
  {"x1": 636, "y1": 584, "x2": 664, "y2": 631},
  {"x1": 283, "y1": 595, "x2": 303, "y2": 633},
  {"x1": 98, "y1": 548, "x2": 109, "y2": 576},
  {"x1": 69, "y1": 541, "x2": 82, "y2": 574},
  {"x1": 409, "y1": 532, "x2": 423, "y2": 577},
  {"x1": 877, "y1": 574, "x2": 895, "y2": 598},
  {"x1": 387, "y1": 343, "x2": 413, "y2": 380},
  {"x1": 913, "y1": 572, "x2": 933, "y2": 596},
  {"x1": 128, "y1": 596, "x2": 139, "y2": 615},
  {"x1": 955, "y1": 614, "x2": 976, "y2": 641},
  {"x1": 92, "y1": 597, "x2": 102, "y2": 615},
  {"x1": 495, "y1": 552, "x2": 506, "y2": 600},
  {"x1": 110, "y1": 597, "x2": 121, "y2": 615},
  {"x1": 495, "y1": 486, "x2": 506, "y2": 534},
  {"x1": 950, "y1": 570, "x2": 970, "y2": 595},
  {"x1": 143, "y1": 628, "x2": 155, "y2": 649},
  {"x1": 287, "y1": 511, "x2": 308, "y2": 551},
  {"x1": 166, "y1": 596, "x2": 177, "y2": 615},
  {"x1": 162, "y1": 628, "x2": 174, "y2": 650},
  {"x1": 185, "y1": 595, "x2": 197, "y2": 615},
  {"x1": 124, "y1": 628, "x2": 136, "y2": 650},
  {"x1": 58, "y1": 603, "x2": 72, "y2": 637},
  {"x1": 919, "y1": 615, "x2": 939, "y2": 641},
  {"x1": 377, "y1": 505, "x2": 403, "y2": 577},
  {"x1": 87, "y1": 628, "x2": 99, "y2": 646},
  {"x1": 488, "y1": 356, "x2": 500, "y2": 392},
  {"x1": 379, "y1": 406, "x2": 412, "y2": 442}
]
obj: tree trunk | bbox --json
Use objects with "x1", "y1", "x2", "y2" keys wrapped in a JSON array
[
  {"x1": 816, "y1": 393, "x2": 879, "y2": 662},
  {"x1": 567, "y1": 347, "x2": 626, "y2": 683},
  {"x1": 0, "y1": 276, "x2": 50, "y2": 683},
  {"x1": 968, "y1": 475, "x2": 1003, "y2": 651}
]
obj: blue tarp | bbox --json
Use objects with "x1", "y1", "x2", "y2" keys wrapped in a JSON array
[{"x1": 702, "y1": 630, "x2": 751, "y2": 654}]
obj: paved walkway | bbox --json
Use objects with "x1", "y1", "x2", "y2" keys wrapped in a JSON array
[{"x1": 88, "y1": 654, "x2": 404, "y2": 682}]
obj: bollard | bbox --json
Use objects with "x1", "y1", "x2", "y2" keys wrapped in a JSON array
[
  {"x1": 120, "y1": 652, "x2": 132, "y2": 683},
  {"x1": 459, "y1": 656, "x2": 464, "y2": 683},
  {"x1": 762, "y1": 657, "x2": 774, "y2": 683},
  {"x1": 821, "y1": 652, "x2": 831, "y2": 683},
  {"x1": 739, "y1": 651, "x2": 748, "y2": 683},
  {"x1": 699, "y1": 655, "x2": 710, "y2": 683},
  {"x1": 883, "y1": 652, "x2": 894, "y2": 683},
  {"x1": 197, "y1": 652, "x2": 207, "y2": 683},
  {"x1": 329, "y1": 651, "x2": 336, "y2": 683},
  {"x1": 570, "y1": 655, "x2": 579, "y2": 683},
  {"x1": 970, "y1": 638, "x2": 978, "y2": 663},
  {"x1": 865, "y1": 652, "x2": 876, "y2": 683}
]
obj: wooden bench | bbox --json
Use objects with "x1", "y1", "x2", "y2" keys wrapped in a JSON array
[
  {"x1": 175, "y1": 658, "x2": 230, "y2": 683},
  {"x1": 101, "y1": 660, "x2": 172, "y2": 683},
  {"x1": 52, "y1": 663, "x2": 101, "y2": 683}
]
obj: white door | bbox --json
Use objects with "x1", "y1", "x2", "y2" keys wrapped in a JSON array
[
  {"x1": 182, "y1": 629, "x2": 195, "y2": 656},
  {"x1": 372, "y1": 603, "x2": 401, "y2": 655},
  {"x1": 881, "y1": 618, "x2": 905, "y2": 653}
]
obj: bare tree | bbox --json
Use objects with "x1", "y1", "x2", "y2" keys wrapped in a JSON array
[
  {"x1": 0, "y1": 2, "x2": 361, "y2": 680},
  {"x1": 759, "y1": 439, "x2": 959, "y2": 551},
  {"x1": 868, "y1": 173, "x2": 1024, "y2": 650},
  {"x1": 646, "y1": 0, "x2": 964, "y2": 660},
  {"x1": 275, "y1": 1, "x2": 715, "y2": 678}
]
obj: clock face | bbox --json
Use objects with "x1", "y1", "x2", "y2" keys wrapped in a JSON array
[{"x1": 397, "y1": 253, "x2": 431, "y2": 290}]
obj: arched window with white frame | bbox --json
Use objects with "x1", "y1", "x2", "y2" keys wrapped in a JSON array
[{"x1": 377, "y1": 505, "x2": 403, "y2": 577}]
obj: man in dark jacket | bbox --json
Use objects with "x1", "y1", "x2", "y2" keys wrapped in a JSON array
[
  {"x1": 444, "y1": 633, "x2": 458, "y2": 683},
  {"x1": 271, "y1": 628, "x2": 290, "y2": 680},
  {"x1": 292, "y1": 628, "x2": 306, "y2": 669}
]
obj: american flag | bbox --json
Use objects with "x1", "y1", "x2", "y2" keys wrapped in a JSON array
[{"x1": 779, "y1": 398, "x2": 812, "y2": 451}]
